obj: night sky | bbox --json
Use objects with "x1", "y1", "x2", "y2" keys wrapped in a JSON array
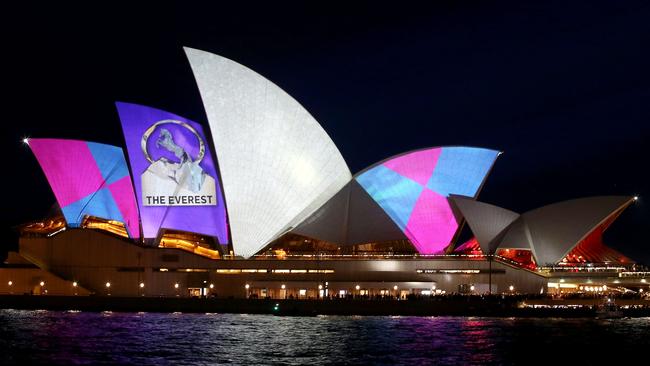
[{"x1": 3, "y1": 1, "x2": 649, "y2": 263}]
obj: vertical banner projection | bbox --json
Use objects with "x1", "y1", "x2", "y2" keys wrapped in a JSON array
[
  {"x1": 28, "y1": 138, "x2": 140, "y2": 238},
  {"x1": 116, "y1": 102, "x2": 228, "y2": 243}
]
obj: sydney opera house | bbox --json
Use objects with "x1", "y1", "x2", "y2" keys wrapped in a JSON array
[{"x1": 2, "y1": 47, "x2": 646, "y2": 299}]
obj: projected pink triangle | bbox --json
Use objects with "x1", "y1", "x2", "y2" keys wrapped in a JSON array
[
  {"x1": 405, "y1": 188, "x2": 458, "y2": 254},
  {"x1": 383, "y1": 148, "x2": 441, "y2": 186},
  {"x1": 29, "y1": 139, "x2": 105, "y2": 207}
]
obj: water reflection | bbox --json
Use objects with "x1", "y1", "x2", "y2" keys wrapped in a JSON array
[{"x1": 1, "y1": 310, "x2": 649, "y2": 365}]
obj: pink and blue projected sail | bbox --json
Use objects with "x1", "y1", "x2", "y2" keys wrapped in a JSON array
[
  {"x1": 116, "y1": 102, "x2": 228, "y2": 244},
  {"x1": 356, "y1": 147, "x2": 499, "y2": 254},
  {"x1": 28, "y1": 139, "x2": 140, "y2": 238}
]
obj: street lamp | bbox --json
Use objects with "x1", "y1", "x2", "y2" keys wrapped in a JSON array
[
  {"x1": 509, "y1": 285, "x2": 514, "y2": 292},
  {"x1": 245, "y1": 283, "x2": 250, "y2": 298}
]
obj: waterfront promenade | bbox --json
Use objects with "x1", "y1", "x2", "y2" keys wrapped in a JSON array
[{"x1": 2, "y1": 295, "x2": 649, "y2": 317}]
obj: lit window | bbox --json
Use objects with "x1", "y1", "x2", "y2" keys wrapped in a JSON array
[{"x1": 216, "y1": 269, "x2": 242, "y2": 274}]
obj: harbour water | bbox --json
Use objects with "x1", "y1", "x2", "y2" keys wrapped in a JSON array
[{"x1": 1, "y1": 309, "x2": 648, "y2": 365}]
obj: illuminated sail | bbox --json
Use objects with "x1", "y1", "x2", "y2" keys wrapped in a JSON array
[
  {"x1": 291, "y1": 146, "x2": 500, "y2": 254},
  {"x1": 356, "y1": 147, "x2": 499, "y2": 254},
  {"x1": 29, "y1": 138, "x2": 140, "y2": 238},
  {"x1": 115, "y1": 102, "x2": 228, "y2": 244},
  {"x1": 185, "y1": 47, "x2": 351, "y2": 257}
]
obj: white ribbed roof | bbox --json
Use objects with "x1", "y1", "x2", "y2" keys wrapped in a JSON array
[
  {"x1": 185, "y1": 47, "x2": 351, "y2": 258},
  {"x1": 452, "y1": 196, "x2": 635, "y2": 265}
]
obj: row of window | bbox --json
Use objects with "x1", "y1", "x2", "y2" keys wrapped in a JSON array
[
  {"x1": 148, "y1": 268, "x2": 336, "y2": 274},
  {"x1": 416, "y1": 269, "x2": 506, "y2": 274},
  {"x1": 216, "y1": 269, "x2": 335, "y2": 274}
]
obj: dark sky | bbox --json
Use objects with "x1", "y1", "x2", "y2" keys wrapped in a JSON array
[{"x1": 3, "y1": 1, "x2": 649, "y2": 263}]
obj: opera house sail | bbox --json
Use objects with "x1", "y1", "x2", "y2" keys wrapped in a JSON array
[
  {"x1": 28, "y1": 138, "x2": 140, "y2": 238},
  {"x1": 115, "y1": 102, "x2": 228, "y2": 245},
  {"x1": 293, "y1": 147, "x2": 500, "y2": 254},
  {"x1": 185, "y1": 47, "x2": 352, "y2": 258},
  {"x1": 451, "y1": 195, "x2": 636, "y2": 266}
]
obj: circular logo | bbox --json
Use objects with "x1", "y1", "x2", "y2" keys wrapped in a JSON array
[{"x1": 140, "y1": 120, "x2": 205, "y2": 164}]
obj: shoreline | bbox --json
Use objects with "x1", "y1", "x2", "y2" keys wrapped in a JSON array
[{"x1": 2, "y1": 295, "x2": 649, "y2": 317}]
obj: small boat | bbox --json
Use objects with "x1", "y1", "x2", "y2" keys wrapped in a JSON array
[
  {"x1": 595, "y1": 300, "x2": 624, "y2": 319},
  {"x1": 271, "y1": 303, "x2": 317, "y2": 316}
]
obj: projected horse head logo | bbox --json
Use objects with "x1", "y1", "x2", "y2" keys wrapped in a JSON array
[{"x1": 140, "y1": 120, "x2": 217, "y2": 206}]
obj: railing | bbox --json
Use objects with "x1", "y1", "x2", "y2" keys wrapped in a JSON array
[{"x1": 249, "y1": 253, "x2": 487, "y2": 260}]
